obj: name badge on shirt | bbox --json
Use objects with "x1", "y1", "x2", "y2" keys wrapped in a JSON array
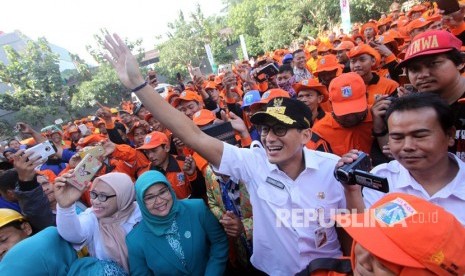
[
  {"x1": 265, "y1": 177, "x2": 285, "y2": 190},
  {"x1": 315, "y1": 227, "x2": 328, "y2": 248}
]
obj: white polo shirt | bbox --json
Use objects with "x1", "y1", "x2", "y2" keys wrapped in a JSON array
[
  {"x1": 364, "y1": 153, "x2": 465, "y2": 225},
  {"x1": 215, "y1": 142, "x2": 345, "y2": 276}
]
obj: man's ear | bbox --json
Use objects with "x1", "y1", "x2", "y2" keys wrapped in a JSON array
[
  {"x1": 457, "y1": 63, "x2": 465, "y2": 71},
  {"x1": 447, "y1": 126, "x2": 456, "y2": 147},
  {"x1": 164, "y1": 144, "x2": 171, "y2": 153},
  {"x1": 20, "y1": 221, "x2": 33, "y2": 236},
  {"x1": 300, "y1": 128, "x2": 311, "y2": 145}
]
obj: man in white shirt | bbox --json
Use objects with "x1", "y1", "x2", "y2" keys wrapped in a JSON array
[
  {"x1": 103, "y1": 34, "x2": 346, "y2": 276},
  {"x1": 339, "y1": 93, "x2": 465, "y2": 225}
]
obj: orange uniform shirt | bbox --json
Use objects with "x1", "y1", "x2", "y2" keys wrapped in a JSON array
[
  {"x1": 312, "y1": 111, "x2": 374, "y2": 157},
  {"x1": 366, "y1": 73, "x2": 399, "y2": 106}
]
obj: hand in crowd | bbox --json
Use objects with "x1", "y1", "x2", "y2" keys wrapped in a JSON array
[
  {"x1": 335, "y1": 149, "x2": 364, "y2": 191},
  {"x1": 221, "y1": 111, "x2": 249, "y2": 138},
  {"x1": 101, "y1": 139, "x2": 116, "y2": 157},
  {"x1": 222, "y1": 71, "x2": 237, "y2": 90},
  {"x1": 219, "y1": 211, "x2": 244, "y2": 238},
  {"x1": 382, "y1": 144, "x2": 394, "y2": 159},
  {"x1": 371, "y1": 95, "x2": 392, "y2": 133},
  {"x1": 15, "y1": 122, "x2": 34, "y2": 135},
  {"x1": 95, "y1": 103, "x2": 113, "y2": 122},
  {"x1": 183, "y1": 155, "x2": 196, "y2": 176},
  {"x1": 172, "y1": 136, "x2": 185, "y2": 149},
  {"x1": 369, "y1": 41, "x2": 392, "y2": 57},
  {"x1": 68, "y1": 153, "x2": 82, "y2": 169},
  {"x1": 53, "y1": 170, "x2": 87, "y2": 208},
  {"x1": 13, "y1": 150, "x2": 43, "y2": 182},
  {"x1": 103, "y1": 34, "x2": 145, "y2": 90}
]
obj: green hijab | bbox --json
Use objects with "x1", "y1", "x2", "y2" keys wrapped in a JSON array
[{"x1": 135, "y1": 170, "x2": 182, "y2": 236}]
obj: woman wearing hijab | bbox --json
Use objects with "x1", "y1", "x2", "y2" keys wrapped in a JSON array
[
  {"x1": 127, "y1": 170, "x2": 228, "y2": 276},
  {"x1": 54, "y1": 172, "x2": 141, "y2": 273}
]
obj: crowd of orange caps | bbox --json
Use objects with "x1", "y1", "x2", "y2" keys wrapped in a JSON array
[{"x1": 23, "y1": 1, "x2": 464, "y2": 148}]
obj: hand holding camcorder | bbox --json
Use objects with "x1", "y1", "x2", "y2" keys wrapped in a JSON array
[{"x1": 335, "y1": 151, "x2": 389, "y2": 193}]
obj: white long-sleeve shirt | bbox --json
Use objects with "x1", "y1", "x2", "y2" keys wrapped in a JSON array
[{"x1": 56, "y1": 203, "x2": 141, "y2": 261}]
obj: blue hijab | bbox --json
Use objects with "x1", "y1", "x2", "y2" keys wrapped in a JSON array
[{"x1": 135, "y1": 171, "x2": 182, "y2": 236}]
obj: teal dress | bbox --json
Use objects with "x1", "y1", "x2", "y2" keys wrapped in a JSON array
[{"x1": 127, "y1": 171, "x2": 229, "y2": 276}]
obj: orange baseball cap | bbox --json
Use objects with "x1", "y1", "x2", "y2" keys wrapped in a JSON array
[
  {"x1": 37, "y1": 169, "x2": 57, "y2": 183},
  {"x1": 137, "y1": 131, "x2": 169, "y2": 150},
  {"x1": 250, "y1": 88, "x2": 290, "y2": 112},
  {"x1": 313, "y1": 55, "x2": 344, "y2": 77},
  {"x1": 204, "y1": 81, "x2": 217, "y2": 90},
  {"x1": 192, "y1": 109, "x2": 216, "y2": 126},
  {"x1": 334, "y1": 41, "x2": 355, "y2": 51},
  {"x1": 329, "y1": 72, "x2": 367, "y2": 116},
  {"x1": 317, "y1": 44, "x2": 333, "y2": 54},
  {"x1": 398, "y1": 30, "x2": 462, "y2": 68},
  {"x1": 406, "y1": 17, "x2": 431, "y2": 34},
  {"x1": 336, "y1": 193, "x2": 465, "y2": 275},
  {"x1": 407, "y1": 4, "x2": 426, "y2": 17},
  {"x1": 347, "y1": 44, "x2": 381, "y2": 68},
  {"x1": 361, "y1": 22, "x2": 378, "y2": 36},
  {"x1": 172, "y1": 91, "x2": 202, "y2": 108},
  {"x1": 293, "y1": 79, "x2": 329, "y2": 102},
  {"x1": 77, "y1": 134, "x2": 106, "y2": 147}
]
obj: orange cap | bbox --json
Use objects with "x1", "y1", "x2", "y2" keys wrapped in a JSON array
[
  {"x1": 336, "y1": 193, "x2": 465, "y2": 275},
  {"x1": 334, "y1": 41, "x2": 355, "y2": 51},
  {"x1": 77, "y1": 134, "x2": 106, "y2": 147},
  {"x1": 361, "y1": 22, "x2": 378, "y2": 36},
  {"x1": 329, "y1": 72, "x2": 367, "y2": 116},
  {"x1": 292, "y1": 79, "x2": 329, "y2": 102},
  {"x1": 313, "y1": 54, "x2": 344, "y2": 77},
  {"x1": 204, "y1": 81, "x2": 217, "y2": 90},
  {"x1": 136, "y1": 131, "x2": 169, "y2": 150},
  {"x1": 250, "y1": 88, "x2": 290, "y2": 112},
  {"x1": 406, "y1": 17, "x2": 431, "y2": 34},
  {"x1": 165, "y1": 92, "x2": 179, "y2": 104},
  {"x1": 407, "y1": 4, "x2": 426, "y2": 17},
  {"x1": 347, "y1": 44, "x2": 381, "y2": 68},
  {"x1": 317, "y1": 44, "x2": 333, "y2": 54},
  {"x1": 192, "y1": 109, "x2": 216, "y2": 126},
  {"x1": 172, "y1": 91, "x2": 202, "y2": 108},
  {"x1": 36, "y1": 169, "x2": 56, "y2": 183}
]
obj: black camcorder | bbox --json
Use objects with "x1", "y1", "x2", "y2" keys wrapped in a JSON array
[{"x1": 334, "y1": 152, "x2": 389, "y2": 193}]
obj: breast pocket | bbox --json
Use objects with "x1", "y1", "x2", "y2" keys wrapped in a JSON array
[{"x1": 256, "y1": 183, "x2": 288, "y2": 207}]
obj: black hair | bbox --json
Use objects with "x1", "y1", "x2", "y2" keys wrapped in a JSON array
[
  {"x1": 8, "y1": 139, "x2": 19, "y2": 147},
  {"x1": 278, "y1": 64, "x2": 294, "y2": 75},
  {"x1": 385, "y1": 93, "x2": 454, "y2": 134},
  {"x1": 0, "y1": 169, "x2": 18, "y2": 193},
  {"x1": 1, "y1": 220, "x2": 25, "y2": 231},
  {"x1": 293, "y1": 49, "x2": 304, "y2": 56},
  {"x1": 444, "y1": 49, "x2": 463, "y2": 67}
]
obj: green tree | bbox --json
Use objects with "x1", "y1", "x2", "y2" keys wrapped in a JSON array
[
  {"x1": 71, "y1": 29, "x2": 146, "y2": 109},
  {"x1": 0, "y1": 35, "x2": 73, "y2": 126}
]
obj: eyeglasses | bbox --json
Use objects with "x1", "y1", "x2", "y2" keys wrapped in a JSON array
[
  {"x1": 90, "y1": 191, "x2": 116, "y2": 202},
  {"x1": 257, "y1": 124, "x2": 289, "y2": 137},
  {"x1": 143, "y1": 187, "x2": 170, "y2": 205}
]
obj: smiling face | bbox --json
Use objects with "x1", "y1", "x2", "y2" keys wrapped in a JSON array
[
  {"x1": 406, "y1": 54, "x2": 462, "y2": 94},
  {"x1": 297, "y1": 89, "x2": 323, "y2": 113},
  {"x1": 143, "y1": 183, "x2": 173, "y2": 217},
  {"x1": 91, "y1": 182, "x2": 118, "y2": 219},
  {"x1": 387, "y1": 107, "x2": 454, "y2": 174},
  {"x1": 178, "y1": 100, "x2": 202, "y2": 119},
  {"x1": 259, "y1": 120, "x2": 309, "y2": 171}
]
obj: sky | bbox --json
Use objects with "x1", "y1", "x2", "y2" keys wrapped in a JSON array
[{"x1": 0, "y1": 0, "x2": 225, "y2": 64}]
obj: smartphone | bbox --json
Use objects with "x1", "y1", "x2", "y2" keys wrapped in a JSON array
[
  {"x1": 24, "y1": 141, "x2": 57, "y2": 162},
  {"x1": 200, "y1": 121, "x2": 237, "y2": 145},
  {"x1": 78, "y1": 145, "x2": 105, "y2": 159},
  {"x1": 403, "y1": 84, "x2": 417, "y2": 93},
  {"x1": 66, "y1": 154, "x2": 102, "y2": 191},
  {"x1": 436, "y1": 0, "x2": 460, "y2": 15},
  {"x1": 77, "y1": 124, "x2": 89, "y2": 135},
  {"x1": 255, "y1": 63, "x2": 279, "y2": 83},
  {"x1": 191, "y1": 67, "x2": 202, "y2": 79}
]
